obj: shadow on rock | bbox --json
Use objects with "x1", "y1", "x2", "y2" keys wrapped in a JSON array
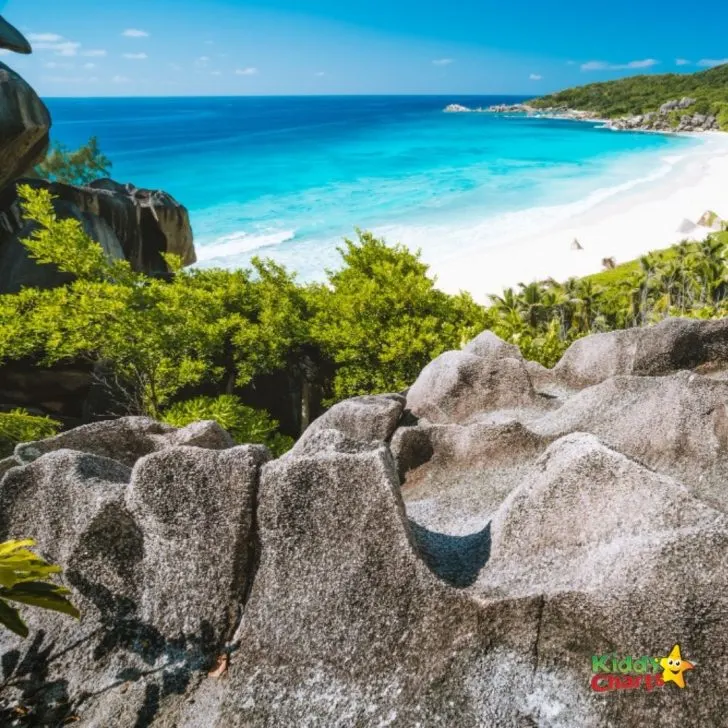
[{"x1": 409, "y1": 520, "x2": 491, "y2": 587}]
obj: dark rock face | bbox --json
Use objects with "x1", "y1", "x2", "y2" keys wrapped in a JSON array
[
  {"x1": 0, "y1": 62, "x2": 51, "y2": 194},
  {"x1": 0, "y1": 16, "x2": 31, "y2": 54},
  {"x1": 4, "y1": 320, "x2": 728, "y2": 726},
  {"x1": 0, "y1": 177, "x2": 196, "y2": 294}
]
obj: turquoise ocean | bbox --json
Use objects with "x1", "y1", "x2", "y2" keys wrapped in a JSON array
[{"x1": 44, "y1": 95, "x2": 698, "y2": 281}]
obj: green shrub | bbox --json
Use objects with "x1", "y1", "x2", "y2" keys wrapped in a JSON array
[
  {"x1": 34, "y1": 136, "x2": 111, "y2": 186},
  {"x1": 0, "y1": 539, "x2": 80, "y2": 638},
  {"x1": 162, "y1": 394, "x2": 294, "y2": 456},
  {"x1": 715, "y1": 102, "x2": 728, "y2": 131},
  {"x1": 0, "y1": 409, "x2": 61, "y2": 458}
]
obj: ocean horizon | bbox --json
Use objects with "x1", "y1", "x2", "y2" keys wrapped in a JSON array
[{"x1": 44, "y1": 95, "x2": 698, "y2": 284}]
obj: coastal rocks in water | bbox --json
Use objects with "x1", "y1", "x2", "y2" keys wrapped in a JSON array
[
  {"x1": 606, "y1": 109, "x2": 719, "y2": 133},
  {"x1": 7, "y1": 318, "x2": 728, "y2": 725},
  {"x1": 0, "y1": 14, "x2": 31, "y2": 54},
  {"x1": 0, "y1": 177, "x2": 196, "y2": 294},
  {"x1": 443, "y1": 103, "x2": 471, "y2": 112},
  {"x1": 0, "y1": 62, "x2": 51, "y2": 193}
]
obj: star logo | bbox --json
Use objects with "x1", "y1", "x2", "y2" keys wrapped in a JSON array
[{"x1": 659, "y1": 644, "x2": 694, "y2": 689}]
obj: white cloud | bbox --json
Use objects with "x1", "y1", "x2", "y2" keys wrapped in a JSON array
[
  {"x1": 626, "y1": 58, "x2": 659, "y2": 69},
  {"x1": 34, "y1": 40, "x2": 81, "y2": 56},
  {"x1": 83, "y1": 62, "x2": 96, "y2": 69},
  {"x1": 82, "y1": 49, "x2": 107, "y2": 57},
  {"x1": 0, "y1": 50, "x2": 10, "y2": 56},
  {"x1": 122, "y1": 29, "x2": 149, "y2": 38},
  {"x1": 44, "y1": 61, "x2": 74, "y2": 69},
  {"x1": 315, "y1": 71, "x2": 326, "y2": 77},
  {"x1": 210, "y1": 70, "x2": 222, "y2": 76},
  {"x1": 123, "y1": 52, "x2": 148, "y2": 60},
  {"x1": 43, "y1": 75, "x2": 88, "y2": 83},
  {"x1": 529, "y1": 73, "x2": 542, "y2": 81},
  {"x1": 676, "y1": 58, "x2": 691, "y2": 66},
  {"x1": 697, "y1": 58, "x2": 728, "y2": 67},
  {"x1": 169, "y1": 63, "x2": 182, "y2": 71},
  {"x1": 235, "y1": 67, "x2": 258, "y2": 76},
  {"x1": 581, "y1": 58, "x2": 658, "y2": 71},
  {"x1": 566, "y1": 60, "x2": 576, "y2": 66},
  {"x1": 28, "y1": 33, "x2": 63, "y2": 42},
  {"x1": 112, "y1": 74, "x2": 131, "y2": 83},
  {"x1": 432, "y1": 58, "x2": 454, "y2": 66}
]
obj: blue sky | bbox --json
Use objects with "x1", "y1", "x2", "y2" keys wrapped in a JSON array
[{"x1": 1, "y1": 0, "x2": 727, "y2": 97}]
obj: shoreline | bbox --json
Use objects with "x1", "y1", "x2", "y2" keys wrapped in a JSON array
[{"x1": 415, "y1": 132, "x2": 728, "y2": 303}]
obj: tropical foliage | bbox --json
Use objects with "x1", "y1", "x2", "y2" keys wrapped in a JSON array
[
  {"x1": 1, "y1": 185, "x2": 727, "y2": 450},
  {"x1": 308, "y1": 231, "x2": 489, "y2": 401},
  {"x1": 530, "y1": 63, "x2": 728, "y2": 129},
  {"x1": 162, "y1": 394, "x2": 294, "y2": 456},
  {"x1": 0, "y1": 539, "x2": 79, "y2": 638},
  {"x1": 0, "y1": 409, "x2": 61, "y2": 458},
  {"x1": 34, "y1": 136, "x2": 112, "y2": 186}
]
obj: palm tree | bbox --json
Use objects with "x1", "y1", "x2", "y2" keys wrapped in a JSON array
[{"x1": 516, "y1": 282, "x2": 548, "y2": 329}]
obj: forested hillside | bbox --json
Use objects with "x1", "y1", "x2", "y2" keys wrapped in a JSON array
[{"x1": 530, "y1": 63, "x2": 728, "y2": 128}]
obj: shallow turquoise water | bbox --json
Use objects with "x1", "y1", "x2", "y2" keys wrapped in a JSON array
[{"x1": 44, "y1": 95, "x2": 697, "y2": 280}]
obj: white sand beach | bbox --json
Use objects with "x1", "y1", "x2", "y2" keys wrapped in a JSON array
[{"x1": 417, "y1": 131, "x2": 728, "y2": 303}]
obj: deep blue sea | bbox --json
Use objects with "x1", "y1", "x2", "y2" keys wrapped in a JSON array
[{"x1": 44, "y1": 95, "x2": 697, "y2": 280}]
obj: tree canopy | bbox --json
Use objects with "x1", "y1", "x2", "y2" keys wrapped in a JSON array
[
  {"x1": 2, "y1": 186, "x2": 727, "y2": 454},
  {"x1": 530, "y1": 63, "x2": 728, "y2": 128},
  {"x1": 34, "y1": 136, "x2": 112, "y2": 186}
]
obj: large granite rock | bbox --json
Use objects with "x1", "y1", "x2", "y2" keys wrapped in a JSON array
[
  {"x1": 553, "y1": 316, "x2": 728, "y2": 387},
  {"x1": 290, "y1": 393, "x2": 404, "y2": 455},
  {"x1": 0, "y1": 15, "x2": 31, "y2": 54},
  {"x1": 406, "y1": 350, "x2": 539, "y2": 424},
  {"x1": 4, "y1": 318, "x2": 728, "y2": 725},
  {"x1": 0, "y1": 178, "x2": 196, "y2": 294},
  {"x1": 0, "y1": 420, "x2": 268, "y2": 727},
  {"x1": 0, "y1": 62, "x2": 50, "y2": 194}
]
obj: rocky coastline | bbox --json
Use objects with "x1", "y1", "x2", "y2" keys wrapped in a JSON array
[{"x1": 445, "y1": 98, "x2": 723, "y2": 133}]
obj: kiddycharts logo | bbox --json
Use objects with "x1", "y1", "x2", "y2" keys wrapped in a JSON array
[{"x1": 590, "y1": 644, "x2": 695, "y2": 692}]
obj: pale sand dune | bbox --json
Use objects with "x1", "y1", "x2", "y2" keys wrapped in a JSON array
[{"x1": 424, "y1": 132, "x2": 728, "y2": 303}]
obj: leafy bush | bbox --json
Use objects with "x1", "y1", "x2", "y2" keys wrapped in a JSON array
[
  {"x1": 0, "y1": 409, "x2": 61, "y2": 458},
  {"x1": 0, "y1": 539, "x2": 79, "y2": 638},
  {"x1": 162, "y1": 395, "x2": 294, "y2": 456},
  {"x1": 309, "y1": 230, "x2": 490, "y2": 402},
  {"x1": 35, "y1": 136, "x2": 111, "y2": 186}
]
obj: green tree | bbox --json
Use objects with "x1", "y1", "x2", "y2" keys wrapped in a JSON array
[
  {"x1": 309, "y1": 230, "x2": 490, "y2": 401},
  {"x1": 35, "y1": 136, "x2": 112, "y2": 186},
  {"x1": 0, "y1": 539, "x2": 79, "y2": 638}
]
